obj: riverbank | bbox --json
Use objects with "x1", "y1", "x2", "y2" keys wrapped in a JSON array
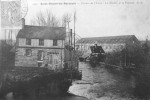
[
  {"x1": 0, "y1": 66, "x2": 86, "y2": 100},
  {"x1": 0, "y1": 92, "x2": 88, "y2": 100}
]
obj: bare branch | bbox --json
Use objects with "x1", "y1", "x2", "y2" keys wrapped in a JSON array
[
  {"x1": 62, "y1": 13, "x2": 72, "y2": 28},
  {"x1": 30, "y1": 10, "x2": 72, "y2": 28}
]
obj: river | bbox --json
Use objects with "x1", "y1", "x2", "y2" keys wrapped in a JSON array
[
  {"x1": 2, "y1": 62, "x2": 135, "y2": 100},
  {"x1": 69, "y1": 62, "x2": 136, "y2": 100},
  {"x1": 4, "y1": 92, "x2": 88, "y2": 100}
]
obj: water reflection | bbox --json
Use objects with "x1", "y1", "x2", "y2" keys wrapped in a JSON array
[{"x1": 5, "y1": 92, "x2": 88, "y2": 100}]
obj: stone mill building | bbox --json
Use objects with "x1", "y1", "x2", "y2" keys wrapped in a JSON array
[{"x1": 15, "y1": 25, "x2": 66, "y2": 70}]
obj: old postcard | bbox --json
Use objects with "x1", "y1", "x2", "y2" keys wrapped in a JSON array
[{"x1": 0, "y1": 0, "x2": 150, "y2": 100}]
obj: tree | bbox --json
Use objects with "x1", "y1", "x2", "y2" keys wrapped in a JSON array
[
  {"x1": 62, "y1": 13, "x2": 72, "y2": 28},
  {"x1": 30, "y1": 10, "x2": 60, "y2": 27},
  {"x1": 142, "y1": 36, "x2": 149, "y2": 55},
  {"x1": 30, "y1": 10, "x2": 72, "y2": 28}
]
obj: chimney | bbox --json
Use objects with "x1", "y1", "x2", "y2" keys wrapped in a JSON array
[{"x1": 21, "y1": 18, "x2": 25, "y2": 29}]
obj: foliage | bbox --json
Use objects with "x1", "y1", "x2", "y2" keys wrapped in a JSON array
[
  {"x1": 133, "y1": 39, "x2": 150, "y2": 100},
  {"x1": 142, "y1": 36, "x2": 150, "y2": 55},
  {"x1": 133, "y1": 64, "x2": 150, "y2": 100},
  {"x1": 105, "y1": 39, "x2": 150, "y2": 99},
  {"x1": 0, "y1": 40, "x2": 15, "y2": 70},
  {"x1": 105, "y1": 51, "x2": 122, "y2": 66},
  {"x1": 105, "y1": 45, "x2": 146, "y2": 69}
]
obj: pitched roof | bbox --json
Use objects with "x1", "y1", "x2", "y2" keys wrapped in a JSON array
[
  {"x1": 17, "y1": 25, "x2": 66, "y2": 40},
  {"x1": 76, "y1": 35, "x2": 137, "y2": 44}
]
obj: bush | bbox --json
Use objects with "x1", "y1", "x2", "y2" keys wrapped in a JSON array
[
  {"x1": 105, "y1": 51, "x2": 122, "y2": 66},
  {"x1": 133, "y1": 64, "x2": 150, "y2": 100},
  {"x1": 131, "y1": 40, "x2": 150, "y2": 99},
  {"x1": 105, "y1": 43, "x2": 150, "y2": 99},
  {"x1": 105, "y1": 45, "x2": 146, "y2": 69}
]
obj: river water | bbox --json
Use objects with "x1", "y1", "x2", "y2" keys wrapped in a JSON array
[
  {"x1": 3, "y1": 62, "x2": 135, "y2": 100},
  {"x1": 69, "y1": 62, "x2": 136, "y2": 100},
  {"x1": 4, "y1": 92, "x2": 88, "y2": 100}
]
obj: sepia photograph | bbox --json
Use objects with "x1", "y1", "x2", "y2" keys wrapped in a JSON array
[{"x1": 0, "y1": 0, "x2": 150, "y2": 100}]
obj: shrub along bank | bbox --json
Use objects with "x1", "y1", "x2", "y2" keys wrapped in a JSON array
[{"x1": 105, "y1": 40, "x2": 150, "y2": 100}]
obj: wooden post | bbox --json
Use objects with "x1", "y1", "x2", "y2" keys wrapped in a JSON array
[
  {"x1": 61, "y1": 40, "x2": 63, "y2": 69},
  {"x1": 11, "y1": 29, "x2": 12, "y2": 45},
  {"x1": 125, "y1": 46, "x2": 126, "y2": 66},
  {"x1": 0, "y1": 1, "x2": 2, "y2": 67},
  {"x1": 70, "y1": 29, "x2": 72, "y2": 46},
  {"x1": 5, "y1": 30, "x2": 6, "y2": 42},
  {"x1": 74, "y1": 11, "x2": 76, "y2": 51}
]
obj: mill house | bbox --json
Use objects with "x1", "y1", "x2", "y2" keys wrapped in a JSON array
[{"x1": 15, "y1": 24, "x2": 67, "y2": 70}]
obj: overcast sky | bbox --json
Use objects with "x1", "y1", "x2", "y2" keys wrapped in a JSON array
[{"x1": 1, "y1": 0, "x2": 150, "y2": 40}]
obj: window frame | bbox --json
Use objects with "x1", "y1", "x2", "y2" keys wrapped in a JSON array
[
  {"x1": 53, "y1": 40, "x2": 58, "y2": 46},
  {"x1": 25, "y1": 49, "x2": 32, "y2": 56},
  {"x1": 37, "y1": 50, "x2": 44, "y2": 61},
  {"x1": 26, "y1": 38, "x2": 31, "y2": 45},
  {"x1": 39, "y1": 39, "x2": 44, "y2": 46}
]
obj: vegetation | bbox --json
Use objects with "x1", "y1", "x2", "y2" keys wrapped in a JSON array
[
  {"x1": 30, "y1": 10, "x2": 72, "y2": 28},
  {"x1": 105, "y1": 46, "x2": 146, "y2": 69},
  {"x1": 105, "y1": 39, "x2": 150, "y2": 99},
  {"x1": 0, "y1": 40, "x2": 15, "y2": 70},
  {"x1": 133, "y1": 39, "x2": 150, "y2": 100}
]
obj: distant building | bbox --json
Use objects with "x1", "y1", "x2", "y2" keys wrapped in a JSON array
[
  {"x1": 76, "y1": 35, "x2": 140, "y2": 54},
  {"x1": 15, "y1": 25, "x2": 66, "y2": 70}
]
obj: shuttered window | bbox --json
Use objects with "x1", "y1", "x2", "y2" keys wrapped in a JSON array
[
  {"x1": 26, "y1": 39, "x2": 31, "y2": 45},
  {"x1": 53, "y1": 40, "x2": 57, "y2": 46},
  {"x1": 39, "y1": 39, "x2": 44, "y2": 46}
]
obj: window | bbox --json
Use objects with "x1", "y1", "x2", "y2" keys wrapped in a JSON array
[
  {"x1": 26, "y1": 49, "x2": 32, "y2": 56},
  {"x1": 39, "y1": 39, "x2": 44, "y2": 46},
  {"x1": 54, "y1": 59, "x2": 58, "y2": 64},
  {"x1": 49, "y1": 55, "x2": 53, "y2": 64},
  {"x1": 26, "y1": 39, "x2": 31, "y2": 45},
  {"x1": 53, "y1": 40, "x2": 57, "y2": 46},
  {"x1": 37, "y1": 50, "x2": 44, "y2": 61}
]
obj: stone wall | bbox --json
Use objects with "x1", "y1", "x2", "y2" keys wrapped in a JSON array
[
  {"x1": 15, "y1": 48, "x2": 38, "y2": 67},
  {"x1": 15, "y1": 48, "x2": 64, "y2": 70},
  {"x1": 64, "y1": 49, "x2": 79, "y2": 70}
]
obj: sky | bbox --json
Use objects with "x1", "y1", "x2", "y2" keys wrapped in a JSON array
[{"x1": 1, "y1": 0, "x2": 150, "y2": 40}]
